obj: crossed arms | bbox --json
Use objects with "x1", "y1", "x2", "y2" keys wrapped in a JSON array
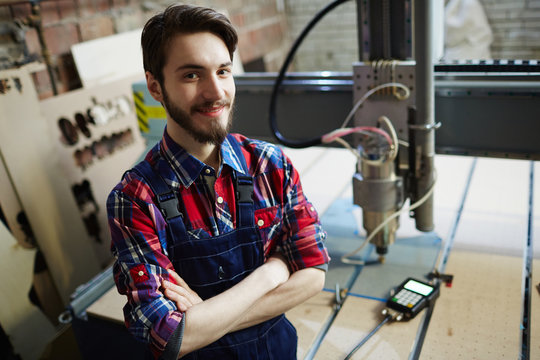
[
  {"x1": 162, "y1": 254, "x2": 325, "y2": 357},
  {"x1": 109, "y1": 146, "x2": 329, "y2": 358}
]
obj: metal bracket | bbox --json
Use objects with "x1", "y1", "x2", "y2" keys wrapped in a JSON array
[
  {"x1": 334, "y1": 283, "x2": 347, "y2": 310},
  {"x1": 427, "y1": 269, "x2": 454, "y2": 287},
  {"x1": 409, "y1": 122, "x2": 442, "y2": 131},
  {"x1": 382, "y1": 307, "x2": 404, "y2": 322}
]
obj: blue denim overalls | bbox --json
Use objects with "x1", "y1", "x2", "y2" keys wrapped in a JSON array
[{"x1": 133, "y1": 134, "x2": 297, "y2": 359}]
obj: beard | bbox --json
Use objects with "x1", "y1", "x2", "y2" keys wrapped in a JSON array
[{"x1": 162, "y1": 87, "x2": 233, "y2": 146}]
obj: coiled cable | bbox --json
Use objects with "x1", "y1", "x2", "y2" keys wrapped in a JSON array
[{"x1": 269, "y1": 0, "x2": 352, "y2": 148}]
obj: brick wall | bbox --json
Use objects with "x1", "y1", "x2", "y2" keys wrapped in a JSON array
[
  {"x1": 2, "y1": 0, "x2": 539, "y2": 98},
  {"x1": 284, "y1": 0, "x2": 540, "y2": 72},
  {"x1": 1, "y1": 0, "x2": 289, "y2": 99},
  {"x1": 481, "y1": 0, "x2": 540, "y2": 60},
  {"x1": 284, "y1": 0, "x2": 359, "y2": 72}
]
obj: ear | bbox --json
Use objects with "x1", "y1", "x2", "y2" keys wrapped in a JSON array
[{"x1": 146, "y1": 71, "x2": 164, "y2": 103}]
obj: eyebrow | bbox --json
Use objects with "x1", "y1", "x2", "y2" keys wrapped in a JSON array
[{"x1": 175, "y1": 62, "x2": 233, "y2": 72}]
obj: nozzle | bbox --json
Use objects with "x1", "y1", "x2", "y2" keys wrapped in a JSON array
[{"x1": 376, "y1": 245, "x2": 388, "y2": 256}]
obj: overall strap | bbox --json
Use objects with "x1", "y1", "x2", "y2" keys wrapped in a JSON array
[
  {"x1": 130, "y1": 159, "x2": 187, "y2": 250},
  {"x1": 132, "y1": 161, "x2": 183, "y2": 221},
  {"x1": 226, "y1": 135, "x2": 254, "y2": 228}
]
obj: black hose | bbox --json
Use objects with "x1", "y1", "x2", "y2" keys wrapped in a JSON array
[{"x1": 269, "y1": 0, "x2": 352, "y2": 148}]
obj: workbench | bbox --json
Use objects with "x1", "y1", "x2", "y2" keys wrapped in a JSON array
[{"x1": 79, "y1": 147, "x2": 539, "y2": 359}]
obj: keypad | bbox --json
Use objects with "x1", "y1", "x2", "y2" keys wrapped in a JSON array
[{"x1": 392, "y1": 289, "x2": 422, "y2": 308}]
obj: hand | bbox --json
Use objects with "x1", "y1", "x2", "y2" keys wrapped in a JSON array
[
  {"x1": 162, "y1": 270, "x2": 203, "y2": 312},
  {"x1": 263, "y1": 252, "x2": 290, "y2": 287}
]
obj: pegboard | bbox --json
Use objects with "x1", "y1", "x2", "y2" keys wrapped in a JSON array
[
  {"x1": 40, "y1": 73, "x2": 146, "y2": 267},
  {"x1": 0, "y1": 64, "x2": 145, "y2": 302},
  {"x1": 422, "y1": 250, "x2": 523, "y2": 359}
]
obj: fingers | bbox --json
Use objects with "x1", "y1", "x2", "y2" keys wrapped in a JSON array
[
  {"x1": 169, "y1": 270, "x2": 192, "y2": 290},
  {"x1": 162, "y1": 270, "x2": 203, "y2": 313},
  {"x1": 168, "y1": 271, "x2": 203, "y2": 304},
  {"x1": 163, "y1": 280, "x2": 199, "y2": 304},
  {"x1": 168, "y1": 270, "x2": 184, "y2": 286},
  {"x1": 163, "y1": 286, "x2": 193, "y2": 312}
]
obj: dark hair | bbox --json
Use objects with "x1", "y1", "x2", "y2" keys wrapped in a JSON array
[{"x1": 141, "y1": 4, "x2": 238, "y2": 85}]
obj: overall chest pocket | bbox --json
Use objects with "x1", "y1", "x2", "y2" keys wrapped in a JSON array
[{"x1": 171, "y1": 228, "x2": 262, "y2": 300}]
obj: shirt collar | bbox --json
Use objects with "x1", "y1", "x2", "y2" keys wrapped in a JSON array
[
  {"x1": 159, "y1": 130, "x2": 246, "y2": 188},
  {"x1": 221, "y1": 135, "x2": 246, "y2": 175}
]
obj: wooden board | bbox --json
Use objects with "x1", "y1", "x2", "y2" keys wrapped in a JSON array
[
  {"x1": 535, "y1": 162, "x2": 540, "y2": 254},
  {"x1": 0, "y1": 66, "x2": 101, "y2": 302},
  {"x1": 283, "y1": 147, "x2": 357, "y2": 217},
  {"x1": 531, "y1": 258, "x2": 540, "y2": 359},
  {"x1": 286, "y1": 291, "x2": 336, "y2": 360},
  {"x1": 422, "y1": 250, "x2": 523, "y2": 359},
  {"x1": 453, "y1": 158, "x2": 530, "y2": 257},
  {"x1": 86, "y1": 285, "x2": 125, "y2": 324},
  {"x1": 40, "y1": 73, "x2": 147, "y2": 267},
  {"x1": 0, "y1": 221, "x2": 56, "y2": 359},
  {"x1": 315, "y1": 296, "x2": 424, "y2": 359},
  {"x1": 71, "y1": 29, "x2": 144, "y2": 88},
  {"x1": 533, "y1": 161, "x2": 540, "y2": 359}
]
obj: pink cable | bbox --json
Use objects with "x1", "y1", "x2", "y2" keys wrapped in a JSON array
[{"x1": 322, "y1": 126, "x2": 393, "y2": 146}]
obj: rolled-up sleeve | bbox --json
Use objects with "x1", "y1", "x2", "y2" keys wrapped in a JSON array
[
  {"x1": 278, "y1": 152, "x2": 330, "y2": 272},
  {"x1": 107, "y1": 178, "x2": 183, "y2": 359}
]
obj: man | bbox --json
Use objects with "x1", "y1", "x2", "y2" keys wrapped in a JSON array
[{"x1": 107, "y1": 4, "x2": 330, "y2": 359}]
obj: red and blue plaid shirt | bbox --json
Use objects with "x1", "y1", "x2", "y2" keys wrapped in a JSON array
[{"x1": 107, "y1": 130, "x2": 329, "y2": 356}]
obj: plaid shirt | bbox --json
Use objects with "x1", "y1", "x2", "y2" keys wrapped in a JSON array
[{"x1": 107, "y1": 131, "x2": 329, "y2": 357}]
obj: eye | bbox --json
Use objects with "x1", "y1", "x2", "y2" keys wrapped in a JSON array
[
  {"x1": 218, "y1": 68, "x2": 232, "y2": 76},
  {"x1": 184, "y1": 72, "x2": 199, "y2": 80}
]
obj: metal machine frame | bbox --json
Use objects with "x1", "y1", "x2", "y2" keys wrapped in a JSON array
[
  {"x1": 231, "y1": 1, "x2": 539, "y2": 358},
  {"x1": 233, "y1": 69, "x2": 540, "y2": 160}
]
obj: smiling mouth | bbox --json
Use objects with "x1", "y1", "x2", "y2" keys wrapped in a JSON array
[
  {"x1": 193, "y1": 102, "x2": 230, "y2": 118},
  {"x1": 197, "y1": 105, "x2": 224, "y2": 117}
]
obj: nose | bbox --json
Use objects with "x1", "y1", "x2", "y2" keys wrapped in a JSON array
[{"x1": 201, "y1": 74, "x2": 225, "y2": 102}]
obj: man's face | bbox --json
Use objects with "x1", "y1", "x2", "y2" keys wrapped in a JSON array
[{"x1": 158, "y1": 32, "x2": 236, "y2": 145}]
